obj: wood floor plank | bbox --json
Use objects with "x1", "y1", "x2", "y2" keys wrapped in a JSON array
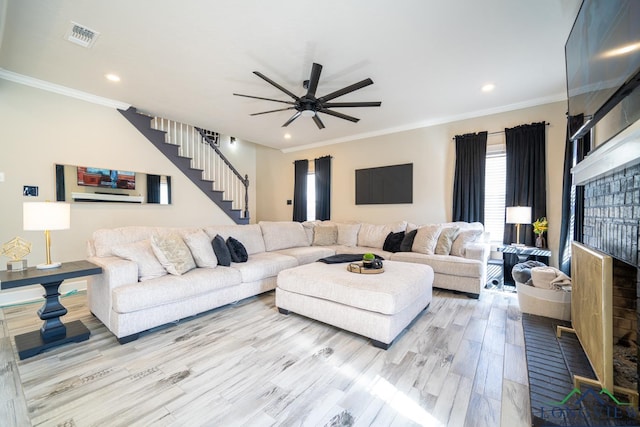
[{"x1": 2, "y1": 288, "x2": 531, "y2": 426}]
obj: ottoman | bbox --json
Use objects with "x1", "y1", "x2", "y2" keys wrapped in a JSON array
[{"x1": 276, "y1": 260, "x2": 434, "y2": 349}]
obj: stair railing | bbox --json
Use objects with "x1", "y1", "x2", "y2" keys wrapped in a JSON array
[{"x1": 150, "y1": 117, "x2": 249, "y2": 219}]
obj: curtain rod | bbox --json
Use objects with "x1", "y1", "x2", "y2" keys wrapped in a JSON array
[
  {"x1": 452, "y1": 122, "x2": 550, "y2": 140},
  {"x1": 292, "y1": 155, "x2": 333, "y2": 164}
]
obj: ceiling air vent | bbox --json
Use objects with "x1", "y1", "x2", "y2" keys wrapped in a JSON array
[{"x1": 65, "y1": 22, "x2": 100, "y2": 48}]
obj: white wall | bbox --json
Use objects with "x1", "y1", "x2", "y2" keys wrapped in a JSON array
[
  {"x1": 256, "y1": 101, "x2": 567, "y2": 266},
  {"x1": 0, "y1": 80, "x2": 257, "y2": 304}
]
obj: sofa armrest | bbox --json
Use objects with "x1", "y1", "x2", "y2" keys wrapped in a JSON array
[
  {"x1": 464, "y1": 242, "x2": 490, "y2": 262},
  {"x1": 86, "y1": 256, "x2": 138, "y2": 330}
]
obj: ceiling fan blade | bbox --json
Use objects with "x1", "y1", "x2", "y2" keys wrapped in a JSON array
[
  {"x1": 282, "y1": 111, "x2": 302, "y2": 127},
  {"x1": 312, "y1": 114, "x2": 325, "y2": 129},
  {"x1": 318, "y1": 108, "x2": 360, "y2": 123},
  {"x1": 233, "y1": 93, "x2": 295, "y2": 105},
  {"x1": 250, "y1": 107, "x2": 295, "y2": 116},
  {"x1": 322, "y1": 101, "x2": 381, "y2": 108},
  {"x1": 306, "y1": 63, "x2": 322, "y2": 97},
  {"x1": 253, "y1": 71, "x2": 299, "y2": 101},
  {"x1": 318, "y1": 78, "x2": 374, "y2": 102}
]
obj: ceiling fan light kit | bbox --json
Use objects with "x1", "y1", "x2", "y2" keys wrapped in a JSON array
[{"x1": 233, "y1": 63, "x2": 381, "y2": 129}]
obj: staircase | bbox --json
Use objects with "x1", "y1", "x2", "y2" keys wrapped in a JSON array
[{"x1": 119, "y1": 107, "x2": 249, "y2": 224}]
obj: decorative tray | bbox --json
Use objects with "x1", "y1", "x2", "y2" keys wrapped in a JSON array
[{"x1": 347, "y1": 262, "x2": 384, "y2": 274}]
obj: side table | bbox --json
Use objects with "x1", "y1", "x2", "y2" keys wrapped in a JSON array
[
  {"x1": 498, "y1": 245, "x2": 552, "y2": 286},
  {"x1": 0, "y1": 260, "x2": 102, "y2": 360}
]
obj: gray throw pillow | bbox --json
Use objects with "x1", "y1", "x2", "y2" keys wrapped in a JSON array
[
  {"x1": 226, "y1": 236, "x2": 248, "y2": 263},
  {"x1": 399, "y1": 229, "x2": 418, "y2": 252},
  {"x1": 212, "y1": 234, "x2": 232, "y2": 266}
]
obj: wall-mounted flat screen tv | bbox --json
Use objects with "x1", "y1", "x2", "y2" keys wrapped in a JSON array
[
  {"x1": 77, "y1": 166, "x2": 136, "y2": 190},
  {"x1": 355, "y1": 163, "x2": 412, "y2": 205},
  {"x1": 565, "y1": 0, "x2": 640, "y2": 141}
]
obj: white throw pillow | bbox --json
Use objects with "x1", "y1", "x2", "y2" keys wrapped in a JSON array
[
  {"x1": 434, "y1": 227, "x2": 460, "y2": 255},
  {"x1": 412, "y1": 224, "x2": 443, "y2": 255},
  {"x1": 450, "y1": 229, "x2": 483, "y2": 257},
  {"x1": 337, "y1": 223, "x2": 361, "y2": 247},
  {"x1": 112, "y1": 239, "x2": 167, "y2": 281},
  {"x1": 182, "y1": 229, "x2": 218, "y2": 268},
  {"x1": 313, "y1": 225, "x2": 338, "y2": 246},
  {"x1": 151, "y1": 233, "x2": 196, "y2": 275}
]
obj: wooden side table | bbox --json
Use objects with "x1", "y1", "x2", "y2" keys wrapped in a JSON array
[
  {"x1": 0, "y1": 260, "x2": 102, "y2": 360},
  {"x1": 498, "y1": 245, "x2": 552, "y2": 286}
]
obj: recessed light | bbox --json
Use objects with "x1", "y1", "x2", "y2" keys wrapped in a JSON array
[
  {"x1": 105, "y1": 73, "x2": 121, "y2": 82},
  {"x1": 284, "y1": 134, "x2": 292, "y2": 139},
  {"x1": 482, "y1": 83, "x2": 495, "y2": 92}
]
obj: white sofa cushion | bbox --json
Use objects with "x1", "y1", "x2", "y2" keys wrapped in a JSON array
[
  {"x1": 412, "y1": 224, "x2": 442, "y2": 255},
  {"x1": 151, "y1": 233, "x2": 196, "y2": 275},
  {"x1": 182, "y1": 229, "x2": 218, "y2": 268},
  {"x1": 259, "y1": 221, "x2": 310, "y2": 251},
  {"x1": 112, "y1": 267, "x2": 242, "y2": 313},
  {"x1": 231, "y1": 252, "x2": 298, "y2": 282},
  {"x1": 357, "y1": 221, "x2": 406, "y2": 249},
  {"x1": 390, "y1": 252, "x2": 483, "y2": 278},
  {"x1": 111, "y1": 239, "x2": 167, "y2": 282},
  {"x1": 94, "y1": 226, "x2": 160, "y2": 257},
  {"x1": 204, "y1": 224, "x2": 266, "y2": 255},
  {"x1": 275, "y1": 246, "x2": 336, "y2": 265}
]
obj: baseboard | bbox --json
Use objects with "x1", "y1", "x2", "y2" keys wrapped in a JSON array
[{"x1": 0, "y1": 279, "x2": 87, "y2": 308}]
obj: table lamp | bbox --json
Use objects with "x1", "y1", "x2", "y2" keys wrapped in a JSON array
[
  {"x1": 23, "y1": 202, "x2": 70, "y2": 269},
  {"x1": 506, "y1": 206, "x2": 531, "y2": 246}
]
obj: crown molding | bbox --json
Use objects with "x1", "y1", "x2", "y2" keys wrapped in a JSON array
[{"x1": 0, "y1": 68, "x2": 130, "y2": 110}]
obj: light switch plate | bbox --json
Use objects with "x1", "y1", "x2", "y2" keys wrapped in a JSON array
[
  {"x1": 0, "y1": 172, "x2": 4, "y2": 182},
  {"x1": 23, "y1": 185, "x2": 38, "y2": 197}
]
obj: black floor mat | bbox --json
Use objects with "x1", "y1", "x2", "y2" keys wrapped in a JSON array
[{"x1": 522, "y1": 314, "x2": 640, "y2": 426}]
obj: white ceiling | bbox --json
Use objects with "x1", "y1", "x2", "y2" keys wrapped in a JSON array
[{"x1": 0, "y1": 0, "x2": 582, "y2": 151}]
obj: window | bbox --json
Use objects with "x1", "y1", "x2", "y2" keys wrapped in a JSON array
[
  {"x1": 306, "y1": 173, "x2": 316, "y2": 221},
  {"x1": 484, "y1": 146, "x2": 506, "y2": 243}
]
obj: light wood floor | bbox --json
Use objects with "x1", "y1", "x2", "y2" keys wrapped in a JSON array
[{"x1": 0, "y1": 288, "x2": 530, "y2": 427}]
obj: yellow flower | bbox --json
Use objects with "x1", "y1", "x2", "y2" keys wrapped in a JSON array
[{"x1": 533, "y1": 217, "x2": 548, "y2": 236}]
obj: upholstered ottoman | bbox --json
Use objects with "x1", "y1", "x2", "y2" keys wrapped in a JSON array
[{"x1": 276, "y1": 260, "x2": 434, "y2": 349}]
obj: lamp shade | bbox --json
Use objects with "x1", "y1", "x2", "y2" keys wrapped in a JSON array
[
  {"x1": 506, "y1": 206, "x2": 532, "y2": 224},
  {"x1": 23, "y1": 202, "x2": 70, "y2": 231}
]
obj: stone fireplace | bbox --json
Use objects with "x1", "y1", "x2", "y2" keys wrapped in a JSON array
[{"x1": 577, "y1": 148, "x2": 640, "y2": 393}]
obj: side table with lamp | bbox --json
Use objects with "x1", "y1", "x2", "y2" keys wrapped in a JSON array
[{"x1": 0, "y1": 202, "x2": 102, "y2": 360}]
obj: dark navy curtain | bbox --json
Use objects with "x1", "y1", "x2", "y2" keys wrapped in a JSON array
[
  {"x1": 504, "y1": 122, "x2": 547, "y2": 246},
  {"x1": 558, "y1": 115, "x2": 591, "y2": 274},
  {"x1": 314, "y1": 155, "x2": 332, "y2": 221},
  {"x1": 452, "y1": 132, "x2": 487, "y2": 223},
  {"x1": 292, "y1": 160, "x2": 308, "y2": 222}
]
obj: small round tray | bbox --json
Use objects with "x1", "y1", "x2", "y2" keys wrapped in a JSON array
[{"x1": 347, "y1": 262, "x2": 384, "y2": 274}]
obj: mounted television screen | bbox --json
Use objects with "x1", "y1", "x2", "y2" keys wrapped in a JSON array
[
  {"x1": 355, "y1": 163, "x2": 412, "y2": 205},
  {"x1": 77, "y1": 166, "x2": 136, "y2": 189},
  {"x1": 565, "y1": 0, "x2": 640, "y2": 140}
]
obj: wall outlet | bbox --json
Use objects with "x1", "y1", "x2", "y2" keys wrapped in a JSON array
[{"x1": 286, "y1": 199, "x2": 292, "y2": 205}]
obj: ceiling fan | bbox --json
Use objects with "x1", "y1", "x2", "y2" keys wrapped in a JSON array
[{"x1": 233, "y1": 63, "x2": 381, "y2": 129}]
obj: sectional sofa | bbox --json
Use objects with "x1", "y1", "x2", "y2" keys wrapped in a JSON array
[{"x1": 86, "y1": 220, "x2": 489, "y2": 343}]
